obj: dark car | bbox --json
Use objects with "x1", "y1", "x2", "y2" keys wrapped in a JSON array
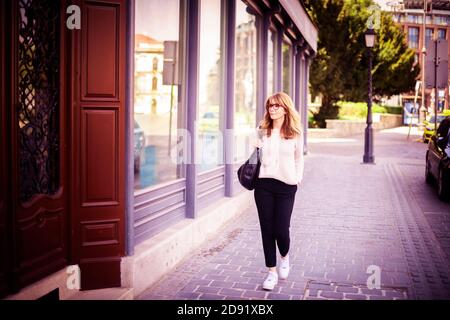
[
  {"x1": 425, "y1": 116, "x2": 450, "y2": 201},
  {"x1": 134, "y1": 120, "x2": 145, "y2": 173}
]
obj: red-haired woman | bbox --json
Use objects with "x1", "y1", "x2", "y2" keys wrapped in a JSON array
[{"x1": 253, "y1": 92, "x2": 304, "y2": 291}]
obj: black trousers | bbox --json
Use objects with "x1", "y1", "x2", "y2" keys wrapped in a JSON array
[{"x1": 254, "y1": 178, "x2": 297, "y2": 268}]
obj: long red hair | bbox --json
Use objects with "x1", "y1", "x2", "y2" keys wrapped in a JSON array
[{"x1": 259, "y1": 92, "x2": 302, "y2": 139}]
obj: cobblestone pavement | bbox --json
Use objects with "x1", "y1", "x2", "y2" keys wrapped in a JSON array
[{"x1": 139, "y1": 126, "x2": 450, "y2": 300}]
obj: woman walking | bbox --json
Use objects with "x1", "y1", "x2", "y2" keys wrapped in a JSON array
[{"x1": 253, "y1": 92, "x2": 304, "y2": 291}]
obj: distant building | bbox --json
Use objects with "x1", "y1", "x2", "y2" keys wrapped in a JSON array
[
  {"x1": 135, "y1": 34, "x2": 174, "y2": 115},
  {"x1": 380, "y1": 0, "x2": 450, "y2": 113}
]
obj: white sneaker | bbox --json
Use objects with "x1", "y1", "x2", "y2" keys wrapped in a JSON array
[
  {"x1": 262, "y1": 271, "x2": 278, "y2": 291},
  {"x1": 279, "y1": 255, "x2": 290, "y2": 280}
]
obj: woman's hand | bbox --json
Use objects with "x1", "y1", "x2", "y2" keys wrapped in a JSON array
[{"x1": 254, "y1": 139, "x2": 263, "y2": 149}]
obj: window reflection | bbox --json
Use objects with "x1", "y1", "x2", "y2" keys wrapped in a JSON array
[
  {"x1": 134, "y1": 0, "x2": 182, "y2": 190},
  {"x1": 235, "y1": 1, "x2": 257, "y2": 162},
  {"x1": 267, "y1": 30, "x2": 275, "y2": 96},
  {"x1": 282, "y1": 41, "x2": 291, "y2": 95},
  {"x1": 408, "y1": 27, "x2": 419, "y2": 49},
  {"x1": 198, "y1": 0, "x2": 222, "y2": 172},
  {"x1": 426, "y1": 28, "x2": 434, "y2": 43}
]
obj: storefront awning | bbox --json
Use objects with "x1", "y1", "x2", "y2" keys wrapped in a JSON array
[{"x1": 279, "y1": 0, "x2": 318, "y2": 53}]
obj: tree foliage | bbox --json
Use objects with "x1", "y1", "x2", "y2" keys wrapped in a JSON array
[{"x1": 304, "y1": 0, "x2": 419, "y2": 127}]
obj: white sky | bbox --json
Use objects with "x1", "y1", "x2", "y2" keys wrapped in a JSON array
[{"x1": 135, "y1": 0, "x2": 180, "y2": 41}]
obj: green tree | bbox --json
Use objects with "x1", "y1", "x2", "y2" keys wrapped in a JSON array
[{"x1": 304, "y1": 0, "x2": 419, "y2": 128}]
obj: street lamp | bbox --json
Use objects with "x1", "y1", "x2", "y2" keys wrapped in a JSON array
[
  {"x1": 419, "y1": 0, "x2": 428, "y2": 124},
  {"x1": 363, "y1": 28, "x2": 376, "y2": 164}
]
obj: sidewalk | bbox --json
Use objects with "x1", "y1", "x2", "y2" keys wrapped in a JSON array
[{"x1": 139, "y1": 126, "x2": 450, "y2": 300}]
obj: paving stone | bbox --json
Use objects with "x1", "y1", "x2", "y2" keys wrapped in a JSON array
[
  {"x1": 219, "y1": 288, "x2": 244, "y2": 297},
  {"x1": 345, "y1": 294, "x2": 367, "y2": 300},
  {"x1": 267, "y1": 293, "x2": 291, "y2": 300},
  {"x1": 195, "y1": 286, "x2": 221, "y2": 294},
  {"x1": 242, "y1": 290, "x2": 267, "y2": 299},
  {"x1": 138, "y1": 127, "x2": 450, "y2": 301},
  {"x1": 232, "y1": 283, "x2": 257, "y2": 290},
  {"x1": 319, "y1": 291, "x2": 344, "y2": 299},
  {"x1": 336, "y1": 286, "x2": 359, "y2": 294},
  {"x1": 209, "y1": 281, "x2": 234, "y2": 288}
]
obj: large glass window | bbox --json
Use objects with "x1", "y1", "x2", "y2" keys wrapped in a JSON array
[
  {"x1": 407, "y1": 14, "x2": 419, "y2": 24},
  {"x1": 234, "y1": 1, "x2": 257, "y2": 162},
  {"x1": 434, "y1": 16, "x2": 448, "y2": 26},
  {"x1": 438, "y1": 29, "x2": 446, "y2": 40},
  {"x1": 198, "y1": 0, "x2": 222, "y2": 172},
  {"x1": 408, "y1": 27, "x2": 419, "y2": 49},
  {"x1": 267, "y1": 29, "x2": 275, "y2": 96},
  {"x1": 134, "y1": 0, "x2": 182, "y2": 189},
  {"x1": 282, "y1": 41, "x2": 291, "y2": 95}
]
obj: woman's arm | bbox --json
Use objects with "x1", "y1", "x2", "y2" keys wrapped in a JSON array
[
  {"x1": 294, "y1": 133, "x2": 304, "y2": 186},
  {"x1": 252, "y1": 126, "x2": 263, "y2": 148}
]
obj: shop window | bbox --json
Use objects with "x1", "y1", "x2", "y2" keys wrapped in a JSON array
[
  {"x1": 134, "y1": 0, "x2": 182, "y2": 189},
  {"x1": 282, "y1": 41, "x2": 291, "y2": 96},
  {"x1": 198, "y1": 0, "x2": 222, "y2": 172},
  {"x1": 267, "y1": 29, "x2": 275, "y2": 96},
  {"x1": 234, "y1": 0, "x2": 257, "y2": 162},
  {"x1": 408, "y1": 27, "x2": 419, "y2": 49}
]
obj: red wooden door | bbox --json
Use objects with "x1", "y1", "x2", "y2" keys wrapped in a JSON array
[
  {"x1": 8, "y1": 0, "x2": 69, "y2": 290},
  {"x1": 0, "y1": 0, "x2": 10, "y2": 297},
  {"x1": 70, "y1": 0, "x2": 126, "y2": 290},
  {"x1": 0, "y1": 0, "x2": 126, "y2": 295}
]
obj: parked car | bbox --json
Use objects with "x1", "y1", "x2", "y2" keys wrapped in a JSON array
[
  {"x1": 422, "y1": 110, "x2": 450, "y2": 143},
  {"x1": 134, "y1": 120, "x2": 145, "y2": 173},
  {"x1": 425, "y1": 116, "x2": 450, "y2": 201}
]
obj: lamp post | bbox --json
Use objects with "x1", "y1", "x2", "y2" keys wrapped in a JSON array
[
  {"x1": 363, "y1": 28, "x2": 376, "y2": 164},
  {"x1": 419, "y1": 0, "x2": 428, "y2": 124}
]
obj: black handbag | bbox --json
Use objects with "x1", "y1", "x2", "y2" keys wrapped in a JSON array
[{"x1": 237, "y1": 147, "x2": 261, "y2": 190}]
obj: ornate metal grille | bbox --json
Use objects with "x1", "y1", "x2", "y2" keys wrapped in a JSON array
[{"x1": 18, "y1": 0, "x2": 60, "y2": 202}]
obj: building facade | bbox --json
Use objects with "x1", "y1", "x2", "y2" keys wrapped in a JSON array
[
  {"x1": 382, "y1": 0, "x2": 450, "y2": 113},
  {"x1": 0, "y1": 0, "x2": 317, "y2": 298}
]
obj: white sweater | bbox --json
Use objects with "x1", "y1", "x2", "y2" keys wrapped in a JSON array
[{"x1": 253, "y1": 127, "x2": 304, "y2": 186}]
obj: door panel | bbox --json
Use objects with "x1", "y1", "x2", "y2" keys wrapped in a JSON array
[
  {"x1": 0, "y1": 0, "x2": 10, "y2": 297},
  {"x1": 72, "y1": 0, "x2": 126, "y2": 290},
  {"x1": 9, "y1": 0, "x2": 69, "y2": 290},
  {"x1": 81, "y1": 110, "x2": 119, "y2": 206},
  {"x1": 82, "y1": 3, "x2": 120, "y2": 100}
]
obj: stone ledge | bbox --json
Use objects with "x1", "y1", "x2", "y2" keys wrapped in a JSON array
[
  {"x1": 68, "y1": 287, "x2": 133, "y2": 300},
  {"x1": 308, "y1": 114, "x2": 403, "y2": 139},
  {"x1": 122, "y1": 191, "x2": 254, "y2": 299}
]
